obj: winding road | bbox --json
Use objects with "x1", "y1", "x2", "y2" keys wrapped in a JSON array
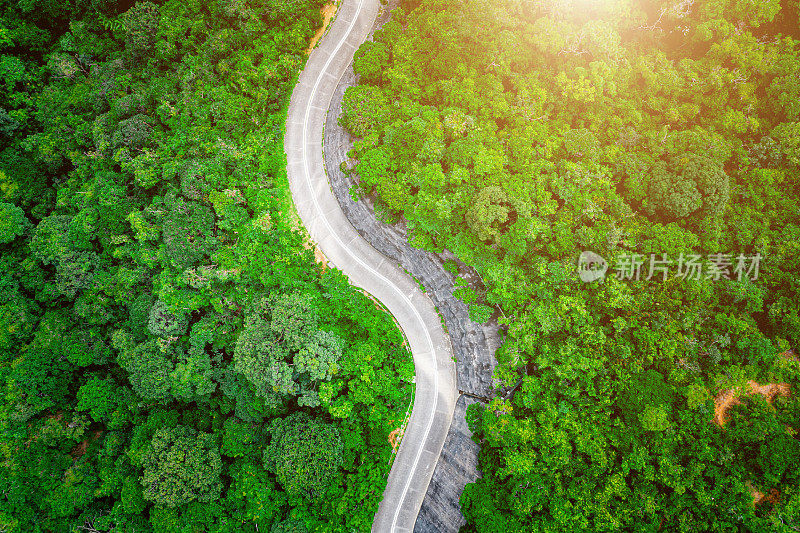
[{"x1": 284, "y1": 0, "x2": 458, "y2": 531}]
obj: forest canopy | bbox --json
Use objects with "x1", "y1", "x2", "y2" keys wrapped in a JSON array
[
  {"x1": 341, "y1": 0, "x2": 800, "y2": 531},
  {"x1": 0, "y1": 0, "x2": 413, "y2": 531}
]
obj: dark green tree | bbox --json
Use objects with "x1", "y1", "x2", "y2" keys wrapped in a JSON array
[
  {"x1": 263, "y1": 413, "x2": 343, "y2": 499},
  {"x1": 140, "y1": 425, "x2": 223, "y2": 508}
]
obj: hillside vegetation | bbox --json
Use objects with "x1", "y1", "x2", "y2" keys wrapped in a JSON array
[
  {"x1": 341, "y1": 0, "x2": 800, "y2": 530},
  {"x1": 0, "y1": 1, "x2": 413, "y2": 531}
]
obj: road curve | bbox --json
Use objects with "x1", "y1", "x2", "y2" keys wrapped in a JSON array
[{"x1": 283, "y1": 1, "x2": 458, "y2": 532}]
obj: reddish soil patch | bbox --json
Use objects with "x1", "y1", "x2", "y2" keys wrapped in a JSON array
[
  {"x1": 71, "y1": 439, "x2": 90, "y2": 458},
  {"x1": 306, "y1": 3, "x2": 338, "y2": 53},
  {"x1": 301, "y1": 237, "x2": 329, "y2": 271},
  {"x1": 713, "y1": 349, "x2": 796, "y2": 428},
  {"x1": 713, "y1": 380, "x2": 791, "y2": 428},
  {"x1": 314, "y1": 246, "x2": 328, "y2": 271},
  {"x1": 388, "y1": 426, "x2": 404, "y2": 451},
  {"x1": 746, "y1": 481, "x2": 781, "y2": 507},
  {"x1": 713, "y1": 351, "x2": 796, "y2": 508},
  {"x1": 70, "y1": 430, "x2": 104, "y2": 459}
]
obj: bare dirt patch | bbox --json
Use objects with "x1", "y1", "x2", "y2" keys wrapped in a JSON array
[
  {"x1": 306, "y1": 3, "x2": 338, "y2": 54},
  {"x1": 70, "y1": 429, "x2": 104, "y2": 459},
  {"x1": 313, "y1": 245, "x2": 328, "y2": 270},
  {"x1": 388, "y1": 426, "x2": 404, "y2": 451},
  {"x1": 713, "y1": 349, "x2": 796, "y2": 428},
  {"x1": 712, "y1": 352, "x2": 796, "y2": 508},
  {"x1": 300, "y1": 237, "x2": 329, "y2": 270},
  {"x1": 713, "y1": 380, "x2": 791, "y2": 428}
]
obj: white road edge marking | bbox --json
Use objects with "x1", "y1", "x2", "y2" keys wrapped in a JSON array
[{"x1": 298, "y1": 1, "x2": 440, "y2": 531}]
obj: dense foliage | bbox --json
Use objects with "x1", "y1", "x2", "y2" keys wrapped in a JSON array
[
  {"x1": 342, "y1": 0, "x2": 800, "y2": 530},
  {"x1": 0, "y1": 1, "x2": 414, "y2": 531}
]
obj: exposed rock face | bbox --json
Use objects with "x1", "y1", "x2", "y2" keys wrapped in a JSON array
[
  {"x1": 323, "y1": 14, "x2": 500, "y2": 401},
  {"x1": 413, "y1": 395, "x2": 486, "y2": 533},
  {"x1": 319, "y1": 4, "x2": 501, "y2": 530}
]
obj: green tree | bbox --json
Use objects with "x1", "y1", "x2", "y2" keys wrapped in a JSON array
[
  {"x1": 140, "y1": 425, "x2": 223, "y2": 508},
  {"x1": 271, "y1": 519, "x2": 309, "y2": 533},
  {"x1": 0, "y1": 202, "x2": 29, "y2": 243},
  {"x1": 121, "y1": 1, "x2": 160, "y2": 64},
  {"x1": 263, "y1": 413, "x2": 343, "y2": 499},
  {"x1": 147, "y1": 300, "x2": 189, "y2": 338},
  {"x1": 160, "y1": 194, "x2": 217, "y2": 269},
  {"x1": 114, "y1": 332, "x2": 174, "y2": 401},
  {"x1": 76, "y1": 375, "x2": 117, "y2": 421}
]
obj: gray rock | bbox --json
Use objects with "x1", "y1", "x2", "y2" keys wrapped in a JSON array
[
  {"x1": 414, "y1": 395, "x2": 486, "y2": 533},
  {"x1": 320, "y1": 3, "x2": 501, "y2": 531},
  {"x1": 323, "y1": 4, "x2": 500, "y2": 401}
]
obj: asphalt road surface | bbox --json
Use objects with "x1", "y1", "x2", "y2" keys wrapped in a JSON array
[{"x1": 283, "y1": 0, "x2": 458, "y2": 531}]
